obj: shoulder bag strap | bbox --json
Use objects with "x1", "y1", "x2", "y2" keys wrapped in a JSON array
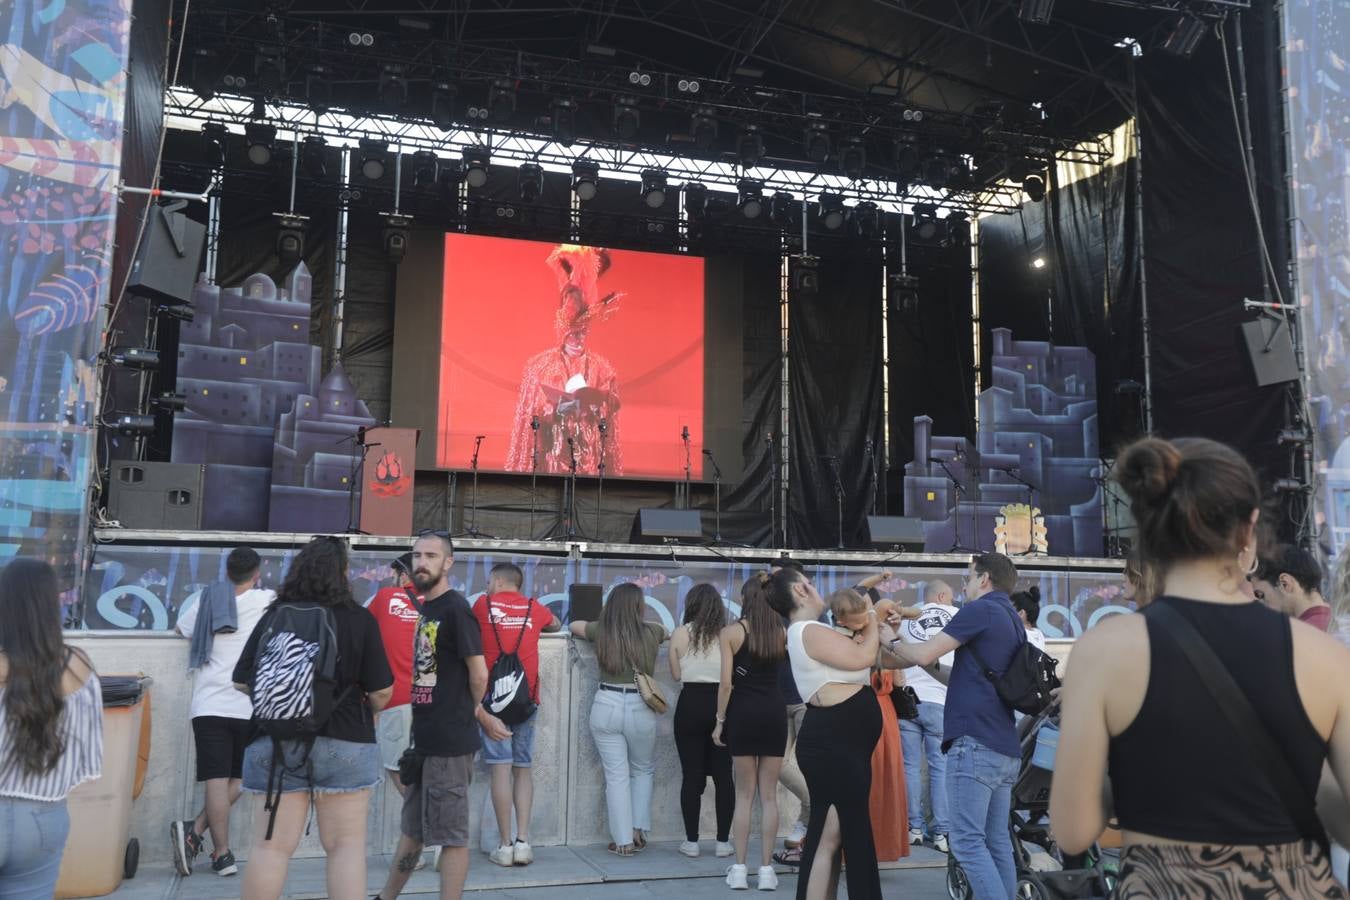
[
  {"x1": 964, "y1": 599, "x2": 1026, "y2": 682},
  {"x1": 404, "y1": 587, "x2": 425, "y2": 616},
  {"x1": 1148, "y1": 601, "x2": 1328, "y2": 851}
]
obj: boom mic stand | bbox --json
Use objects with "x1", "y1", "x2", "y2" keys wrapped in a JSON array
[
  {"x1": 865, "y1": 436, "x2": 879, "y2": 516},
  {"x1": 596, "y1": 418, "x2": 608, "y2": 539},
  {"x1": 562, "y1": 436, "x2": 581, "y2": 540},
  {"x1": 340, "y1": 427, "x2": 379, "y2": 534},
  {"x1": 822, "y1": 455, "x2": 845, "y2": 549},
  {"x1": 766, "y1": 431, "x2": 778, "y2": 547},
  {"x1": 678, "y1": 426, "x2": 692, "y2": 509},
  {"x1": 995, "y1": 465, "x2": 1038, "y2": 556},
  {"x1": 933, "y1": 456, "x2": 977, "y2": 552},
  {"x1": 455, "y1": 435, "x2": 493, "y2": 538},
  {"x1": 703, "y1": 448, "x2": 724, "y2": 543},
  {"x1": 529, "y1": 416, "x2": 540, "y2": 539}
]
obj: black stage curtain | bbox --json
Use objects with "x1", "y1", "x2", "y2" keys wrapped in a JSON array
[{"x1": 789, "y1": 253, "x2": 885, "y2": 549}]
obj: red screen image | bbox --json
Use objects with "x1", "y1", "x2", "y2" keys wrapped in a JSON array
[{"x1": 437, "y1": 234, "x2": 705, "y2": 479}]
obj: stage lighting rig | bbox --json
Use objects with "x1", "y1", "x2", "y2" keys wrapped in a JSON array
[
  {"x1": 379, "y1": 65, "x2": 408, "y2": 109},
  {"x1": 253, "y1": 46, "x2": 284, "y2": 98},
  {"x1": 1277, "y1": 428, "x2": 1311, "y2": 447},
  {"x1": 113, "y1": 414, "x2": 156, "y2": 438},
  {"x1": 737, "y1": 126, "x2": 765, "y2": 167},
  {"x1": 462, "y1": 147, "x2": 490, "y2": 188},
  {"x1": 738, "y1": 180, "x2": 764, "y2": 219},
  {"x1": 1023, "y1": 173, "x2": 1047, "y2": 202},
  {"x1": 190, "y1": 48, "x2": 220, "y2": 100},
  {"x1": 488, "y1": 80, "x2": 516, "y2": 123},
  {"x1": 691, "y1": 108, "x2": 719, "y2": 152},
  {"x1": 244, "y1": 123, "x2": 276, "y2": 167},
  {"x1": 790, "y1": 255, "x2": 819, "y2": 297},
  {"x1": 770, "y1": 192, "x2": 797, "y2": 229},
  {"x1": 1162, "y1": 13, "x2": 1208, "y2": 59},
  {"x1": 912, "y1": 203, "x2": 941, "y2": 241},
  {"x1": 1019, "y1": 0, "x2": 1056, "y2": 24},
  {"x1": 151, "y1": 392, "x2": 188, "y2": 413},
  {"x1": 431, "y1": 82, "x2": 457, "y2": 130},
  {"x1": 641, "y1": 170, "x2": 668, "y2": 209},
  {"x1": 684, "y1": 183, "x2": 709, "y2": 221},
  {"x1": 411, "y1": 151, "x2": 439, "y2": 189},
  {"x1": 889, "y1": 273, "x2": 920, "y2": 317},
  {"x1": 381, "y1": 213, "x2": 413, "y2": 263},
  {"x1": 106, "y1": 347, "x2": 160, "y2": 370},
  {"x1": 613, "y1": 97, "x2": 641, "y2": 140},
  {"x1": 300, "y1": 135, "x2": 327, "y2": 178},
  {"x1": 274, "y1": 212, "x2": 307, "y2": 265},
  {"x1": 818, "y1": 193, "x2": 845, "y2": 231},
  {"x1": 851, "y1": 201, "x2": 880, "y2": 238},
  {"x1": 518, "y1": 163, "x2": 543, "y2": 203},
  {"x1": 572, "y1": 159, "x2": 599, "y2": 201},
  {"x1": 946, "y1": 211, "x2": 971, "y2": 247},
  {"x1": 550, "y1": 99, "x2": 577, "y2": 146},
  {"x1": 804, "y1": 122, "x2": 831, "y2": 164},
  {"x1": 154, "y1": 303, "x2": 194, "y2": 323},
  {"x1": 838, "y1": 138, "x2": 866, "y2": 180},
  {"x1": 201, "y1": 122, "x2": 227, "y2": 169},
  {"x1": 304, "y1": 65, "x2": 331, "y2": 113},
  {"x1": 358, "y1": 139, "x2": 388, "y2": 180}
]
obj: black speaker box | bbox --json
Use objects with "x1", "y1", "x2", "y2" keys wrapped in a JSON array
[
  {"x1": 1240, "y1": 317, "x2": 1301, "y2": 387},
  {"x1": 107, "y1": 461, "x2": 205, "y2": 529},
  {"x1": 865, "y1": 515, "x2": 926, "y2": 551},
  {"x1": 568, "y1": 583, "x2": 603, "y2": 623},
  {"x1": 629, "y1": 508, "x2": 703, "y2": 543},
  {"x1": 125, "y1": 202, "x2": 206, "y2": 306}
]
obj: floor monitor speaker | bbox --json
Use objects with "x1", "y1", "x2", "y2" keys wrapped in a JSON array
[
  {"x1": 629, "y1": 508, "x2": 703, "y2": 543},
  {"x1": 107, "y1": 461, "x2": 205, "y2": 530},
  {"x1": 865, "y1": 515, "x2": 926, "y2": 551}
]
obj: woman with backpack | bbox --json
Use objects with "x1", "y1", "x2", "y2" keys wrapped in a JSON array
[
  {"x1": 233, "y1": 536, "x2": 394, "y2": 900},
  {"x1": 0, "y1": 559, "x2": 102, "y2": 897},
  {"x1": 570, "y1": 582, "x2": 667, "y2": 857}
]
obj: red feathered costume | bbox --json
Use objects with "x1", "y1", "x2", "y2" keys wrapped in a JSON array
[{"x1": 505, "y1": 245, "x2": 624, "y2": 476}]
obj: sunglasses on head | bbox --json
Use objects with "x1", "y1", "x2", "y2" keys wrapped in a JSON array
[{"x1": 417, "y1": 528, "x2": 452, "y2": 539}]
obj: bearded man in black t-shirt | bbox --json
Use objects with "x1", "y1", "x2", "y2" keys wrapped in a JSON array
[{"x1": 374, "y1": 532, "x2": 511, "y2": 900}]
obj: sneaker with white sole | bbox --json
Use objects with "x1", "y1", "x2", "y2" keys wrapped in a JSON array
[
  {"x1": 785, "y1": 821, "x2": 808, "y2": 849},
  {"x1": 679, "y1": 841, "x2": 700, "y2": 858},
  {"x1": 726, "y1": 863, "x2": 749, "y2": 890},
  {"x1": 715, "y1": 841, "x2": 735, "y2": 858},
  {"x1": 210, "y1": 851, "x2": 238, "y2": 877},
  {"x1": 489, "y1": 844, "x2": 515, "y2": 867},
  {"x1": 757, "y1": 865, "x2": 778, "y2": 891},
  {"x1": 932, "y1": 833, "x2": 949, "y2": 853},
  {"x1": 513, "y1": 840, "x2": 534, "y2": 865},
  {"x1": 909, "y1": 828, "x2": 925, "y2": 846},
  {"x1": 170, "y1": 820, "x2": 202, "y2": 876}
]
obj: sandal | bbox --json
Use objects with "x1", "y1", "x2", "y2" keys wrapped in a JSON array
[
  {"x1": 607, "y1": 842, "x2": 635, "y2": 857},
  {"x1": 772, "y1": 847, "x2": 802, "y2": 867},
  {"x1": 633, "y1": 831, "x2": 648, "y2": 852}
]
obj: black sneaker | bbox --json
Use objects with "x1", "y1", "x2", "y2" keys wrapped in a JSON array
[
  {"x1": 211, "y1": 850, "x2": 238, "y2": 877},
  {"x1": 170, "y1": 820, "x2": 202, "y2": 876}
]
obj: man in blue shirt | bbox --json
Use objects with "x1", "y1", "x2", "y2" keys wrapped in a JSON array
[{"x1": 883, "y1": 553, "x2": 1023, "y2": 899}]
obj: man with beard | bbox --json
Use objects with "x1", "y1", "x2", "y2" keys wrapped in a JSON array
[{"x1": 374, "y1": 532, "x2": 510, "y2": 900}]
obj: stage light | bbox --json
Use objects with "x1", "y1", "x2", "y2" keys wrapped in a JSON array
[
  {"x1": 684, "y1": 183, "x2": 709, "y2": 221},
  {"x1": 921, "y1": 155, "x2": 955, "y2": 188},
  {"x1": 640, "y1": 170, "x2": 668, "y2": 209},
  {"x1": 412, "y1": 151, "x2": 439, "y2": 189},
  {"x1": 253, "y1": 47, "x2": 284, "y2": 97},
  {"x1": 677, "y1": 78, "x2": 700, "y2": 94},
  {"x1": 1162, "y1": 14, "x2": 1208, "y2": 59},
  {"x1": 201, "y1": 122, "x2": 227, "y2": 168},
  {"x1": 304, "y1": 65, "x2": 332, "y2": 113},
  {"x1": 108, "y1": 347, "x2": 160, "y2": 370},
  {"x1": 382, "y1": 213, "x2": 412, "y2": 263},
  {"x1": 770, "y1": 192, "x2": 797, "y2": 228},
  {"x1": 1018, "y1": 0, "x2": 1055, "y2": 25},
  {"x1": 517, "y1": 163, "x2": 543, "y2": 203},
  {"x1": 488, "y1": 80, "x2": 516, "y2": 123},
  {"x1": 222, "y1": 73, "x2": 247, "y2": 92},
  {"x1": 889, "y1": 273, "x2": 920, "y2": 316},
  {"x1": 691, "y1": 108, "x2": 719, "y2": 152},
  {"x1": 737, "y1": 125, "x2": 765, "y2": 167},
  {"x1": 804, "y1": 122, "x2": 831, "y2": 164},
  {"x1": 1030, "y1": 256, "x2": 1047, "y2": 270},
  {"x1": 550, "y1": 99, "x2": 577, "y2": 146},
  {"x1": 348, "y1": 31, "x2": 374, "y2": 46},
  {"x1": 462, "y1": 147, "x2": 490, "y2": 188},
  {"x1": 114, "y1": 414, "x2": 156, "y2": 437},
  {"x1": 818, "y1": 193, "x2": 845, "y2": 230},
  {"x1": 358, "y1": 139, "x2": 388, "y2": 180},
  {"x1": 738, "y1": 180, "x2": 764, "y2": 219},
  {"x1": 628, "y1": 69, "x2": 653, "y2": 87},
  {"x1": 431, "y1": 82, "x2": 457, "y2": 130},
  {"x1": 572, "y1": 159, "x2": 599, "y2": 201},
  {"x1": 190, "y1": 48, "x2": 220, "y2": 100},
  {"x1": 1278, "y1": 428, "x2": 1311, "y2": 447},
  {"x1": 851, "y1": 201, "x2": 880, "y2": 238},
  {"x1": 838, "y1": 138, "x2": 866, "y2": 179},
  {"x1": 1023, "y1": 174, "x2": 1046, "y2": 202},
  {"x1": 895, "y1": 140, "x2": 920, "y2": 186},
  {"x1": 300, "y1": 135, "x2": 327, "y2": 179},
  {"x1": 275, "y1": 213, "x2": 306, "y2": 265},
  {"x1": 155, "y1": 303, "x2": 194, "y2": 323},
  {"x1": 901, "y1": 107, "x2": 924, "y2": 123},
  {"x1": 1274, "y1": 477, "x2": 1312, "y2": 494},
  {"x1": 379, "y1": 65, "x2": 408, "y2": 109},
  {"x1": 244, "y1": 123, "x2": 275, "y2": 167},
  {"x1": 791, "y1": 254, "x2": 819, "y2": 296},
  {"x1": 946, "y1": 211, "x2": 971, "y2": 246},
  {"x1": 912, "y1": 202, "x2": 940, "y2": 240},
  {"x1": 151, "y1": 392, "x2": 188, "y2": 413},
  {"x1": 613, "y1": 97, "x2": 641, "y2": 140}
]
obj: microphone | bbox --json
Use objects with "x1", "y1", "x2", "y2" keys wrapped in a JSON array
[
  {"x1": 530, "y1": 415, "x2": 539, "y2": 430},
  {"x1": 475, "y1": 434, "x2": 486, "y2": 441},
  {"x1": 681, "y1": 425, "x2": 689, "y2": 441},
  {"x1": 702, "y1": 448, "x2": 712, "y2": 457},
  {"x1": 566, "y1": 436, "x2": 575, "y2": 447},
  {"x1": 598, "y1": 417, "x2": 608, "y2": 433}
]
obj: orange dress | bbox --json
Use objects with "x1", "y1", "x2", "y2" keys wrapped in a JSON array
[{"x1": 869, "y1": 670, "x2": 910, "y2": 861}]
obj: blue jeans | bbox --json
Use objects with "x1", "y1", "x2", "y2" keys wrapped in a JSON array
[
  {"x1": 946, "y1": 736, "x2": 1018, "y2": 900},
  {"x1": 900, "y1": 701, "x2": 949, "y2": 836},
  {"x1": 0, "y1": 797, "x2": 70, "y2": 899}
]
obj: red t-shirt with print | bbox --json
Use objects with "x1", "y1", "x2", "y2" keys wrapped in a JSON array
[
  {"x1": 368, "y1": 583, "x2": 423, "y2": 708},
  {"x1": 472, "y1": 591, "x2": 553, "y2": 700}
]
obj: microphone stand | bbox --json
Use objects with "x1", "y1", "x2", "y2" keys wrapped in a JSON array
[
  {"x1": 823, "y1": 456, "x2": 845, "y2": 550},
  {"x1": 996, "y1": 466, "x2": 1038, "y2": 556},
  {"x1": 703, "y1": 449, "x2": 724, "y2": 543},
  {"x1": 933, "y1": 457, "x2": 976, "y2": 552},
  {"x1": 529, "y1": 416, "x2": 540, "y2": 540},
  {"x1": 456, "y1": 436, "x2": 493, "y2": 538},
  {"x1": 340, "y1": 429, "x2": 379, "y2": 535},
  {"x1": 563, "y1": 437, "x2": 580, "y2": 540},
  {"x1": 596, "y1": 418, "x2": 607, "y2": 540},
  {"x1": 766, "y1": 431, "x2": 778, "y2": 547},
  {"x1": 865, "y1": 436, "x2": 879, "y2": 517},
  {"x1": 679, "y1": 429, "x2": 692, "y2": 510}
]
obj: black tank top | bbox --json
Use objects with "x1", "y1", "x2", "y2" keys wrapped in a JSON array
[
  {"x1": 730, "y1": 622, "x2": 784, "y2": 702},
  {"x1": 1108, "y1": 596, "x2": 1327, "y2": 845}
]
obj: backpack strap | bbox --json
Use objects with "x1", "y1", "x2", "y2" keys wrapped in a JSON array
[
  {"x1": 964, "y1": 598, "x2": 1025, "y2": 681},
  {"x1": 404, "y1": 587, "x2": 424, "y2": 615}
]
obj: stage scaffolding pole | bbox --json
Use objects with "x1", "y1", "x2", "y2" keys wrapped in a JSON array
[
  {"x1": 332, "y1": 146, "x2": 351, "y2": 365},
  {"x1": 879, "y1": 220, "x2": 890, "y2": 515},
  {"x1": 204, "y1": 181, "x2": 221, "y2": 286},
  {"x1": 1130, "y1": 59, "x2": 1155, "y2": 435},
  {"x1": 971, "y1": 216, "x2": 982, "y2": 430},
  {"x1": 779, "y1": 246, "x2": 791, "y2": 549}
]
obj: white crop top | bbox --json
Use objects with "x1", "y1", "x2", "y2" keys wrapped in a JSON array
[
  {"x1": 787, "y1": 621, "x2": 871, "y2": 703},
  {"x1": 679, "y1": 641, "x2": 722, "y2": 684}
]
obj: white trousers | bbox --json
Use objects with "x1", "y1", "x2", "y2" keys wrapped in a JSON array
[{"x1": 589, "y1": 688, "x2": 657, "y2": 847}]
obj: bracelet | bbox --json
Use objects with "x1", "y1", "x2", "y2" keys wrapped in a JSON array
[{"x1": 715, "y1": 715, "x2": 725, "y2": 723}]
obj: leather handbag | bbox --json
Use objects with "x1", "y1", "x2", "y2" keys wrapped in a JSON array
[
  {"x1": 633, "y1": 669, "x2": 668, "y2": 714},
  {"x1": 890, "y1": 684, "x2": 921, "y2": 721}
]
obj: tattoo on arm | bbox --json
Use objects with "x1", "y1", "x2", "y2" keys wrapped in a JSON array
[{"x1": 397, "y1": 851, "x2": 421, "y2": 872}]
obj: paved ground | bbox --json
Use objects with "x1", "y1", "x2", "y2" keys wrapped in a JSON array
[{"x1": 103, "y1": 841, "x2": 952, "y2": 899}]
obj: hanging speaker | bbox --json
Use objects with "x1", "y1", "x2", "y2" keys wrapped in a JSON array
[
  {"x1": 125, "y1": 200, "x2": 206, "y2": 306},
  {"x1": 1240, "y1": 316, "x2": 1300, "y2": 387},
  {"x1": 567, "y1": 583, "x2": 603, "y2": 623}
]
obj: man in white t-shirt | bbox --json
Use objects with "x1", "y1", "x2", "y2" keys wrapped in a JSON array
[
  {"x1": 169, "y1": 547, "x2": 274, "y2": 878},
  {"x1": 894, "y1": 579, "x2": 956, "y2": 852}
]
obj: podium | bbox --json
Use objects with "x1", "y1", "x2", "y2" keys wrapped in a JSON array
[{"x1": 359, "y1": 427, "x2": 419, "y2": 536}]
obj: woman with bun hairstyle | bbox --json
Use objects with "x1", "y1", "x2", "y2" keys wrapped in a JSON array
[
  {"x1": 713, "y1": 573, "x2": 788, "y2": 891},
  {"x1": 1010, "y1": 586, "x2": 1046, "y2": 650},
  {"x1": 1050, "y1": 437, "x2": 1350, "y2": 896}
]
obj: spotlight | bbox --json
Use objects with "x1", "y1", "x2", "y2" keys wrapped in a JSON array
[
  {"x1": 517, "y1": 163, "x2": 543, "y2": 203},
  {"x1": 253, "y1": 47, "x2": 284, "y2": 97},
  {"x1": 304, "y1": 65, "x2": 332, "y2": 113},
  {"x1": 358, "y1": 139, "x2": 388, "y2": 180},
  {"x1": 613, "y1": 97, "x2": 641, "y2": 140},
  {"x1": 946, "y1": 211, "x2": 970, "y2": 246},
  {"x1": 677, "y1": 78, "x2": 700, "y2": 93},
  {"x1": 190, "y1": 48, "x2": 220, "y2": 100},
  {"x1": 912, "y1": 202, "x2": 940, "y2": 240},
  {"x1": 348, "y1": 31, "x2": 374, "y2": 46},
  {"x1": 628, "y1": 69, "x2": 653, "y2": 87},
  {"x1": 1277, "y1": 428, "x2": 1311, "y2": 447},
  {"x1": 790, "y1": 255, "x2": 820, "y2": 296},
  {"x1": 818, "y1": 193, "x2": 845, "y2": 230},
  {"x1": 572, "y1": 159, "x2": 600, "y2": 201},
  {"x1": 1023, "y1": 174, "x2": 1046, "y2": 202},
  {"x1": 154, "y1": 303, "x2": 194, "y2": 323},
  {"x1": 1018, "y1": 0, "x2": 1055, "y2": 25},
  {"x1": 114, "y1": 414, "x2": 156, "y2": 437},
  {"x1": 691, "y1": 108, "x2": 719, "y2": 152},
  {"x1": 838, "y1": 138, "x2": 866, "y2": 179},
  {"x1": 889, "y1": 273, "x2": 920, "y2": 316},
  {"x1": 411, "y1": 151, "x2": 439, "y2": 189},
  {"x1": 201, "y1": 122, "x2": 227, "y2": 168},
  {"x1": 300, "y1": 135, "x2": 327, "y2": 178},
  {"x1": 770, "y1": 192, "x2": 797, "y2": 228},
  {"x1": 921, "y1": 155, "x2": 955, "y2": 187},
  {"x1": 151, "y1": 392, "x2": 188, "y2": 413},
  {"x1": 108, "y1": 347, "x2": 160, "y2": 370},
  {"x1": 222, "y1": 73, "x2": 247, "y2": 92},
  {"x1": 381, "y1": 213, "x2": 413, "y2": 263},
  {"x1": 737, "y1": 180, "x2": 764, "y2": 219},
  {"x1": 1030, "y1": 256, "x2": 1047, "y2": 270},
  {"x1": 684, "y1": 183, "x2": 709, "y2": 221},
  {"x1": 274, "y1": 212, "x2": 307, "y2": 265},
  {"x1": 489, "y1": 80, "x2": 516, "y2": 123},
  {"x1": 641, "y1": 170, "x2": 668, "y2": 209},
  {"x1": 244, "y1": 123, "x2": 275, "y2": 167},
  {"x1": 851, "y1": 201, "x2": 880, "y2": 238},
  {"x1": 1274, "y1": 477, "x2": 1312, "y2": 494},
  {"x1": 901, "y1": 107, "x2": 925, "y2": 123},
  {"x1": 462, "y1": 147, "x2": 490, "y2": 188},
  {"x1": 1162, "y1": 14, "x2": 1208, "y2": 59},
  {"x1": 803, "y1": 122, "x2": 831, "y2": 164},
  {"x1": 431, "y1": 81, "x2": 457, "y2": 130},
  {"x1": 736, "y1": 125, "x2": 765, "y2": 167},
  {"x1": 550, "y1": 99, "x2": 577, "y2": 146}
]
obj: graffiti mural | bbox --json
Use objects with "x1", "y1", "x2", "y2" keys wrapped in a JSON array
[{"x1": 0, "y1": 0, "x2": 130, "y2": 576}]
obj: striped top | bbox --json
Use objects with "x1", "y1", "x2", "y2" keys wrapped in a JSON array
[{"x1": 0, "y1": 673, "x2": 103, "y2": 801}]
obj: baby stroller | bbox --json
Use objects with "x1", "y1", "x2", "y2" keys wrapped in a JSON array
[{"x1": 946, "y1": 706, "x2": 1116, "y2": 899}]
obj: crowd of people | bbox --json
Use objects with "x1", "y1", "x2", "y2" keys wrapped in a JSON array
[{"x1": 6, "y1": 436, "x2": 1350, "y2": 899}]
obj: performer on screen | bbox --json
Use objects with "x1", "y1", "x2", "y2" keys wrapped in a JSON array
[{"x1": 505, "y1": 244, "x2": 625, "y2": 476}]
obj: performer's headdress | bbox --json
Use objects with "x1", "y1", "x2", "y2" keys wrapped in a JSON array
[{"x1": 547, "y1": 244, "x2": 623, "y2": 338}]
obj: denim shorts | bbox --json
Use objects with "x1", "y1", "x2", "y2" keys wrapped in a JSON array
[
  {"x1": 481, "y1": 711, "x2": 537, "y2": 767},
  {"x1": 242, "y1": 736, "x2": 381, "y2": 794},
  {"x1": 0, "y1": 797, "x2": 69, "y2": 897}
]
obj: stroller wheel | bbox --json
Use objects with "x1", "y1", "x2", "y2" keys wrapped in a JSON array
[
  {"x1": 1015, "y1": 873, "x2": 1051, "y2": 899},
  {"x1": 946, "y1": 854, "x2": 972, "y2": 900}
]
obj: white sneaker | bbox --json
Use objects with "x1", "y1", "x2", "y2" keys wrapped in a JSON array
[
  {"x1": 679, "y1": 841, "x2": 701, "y2": 858},
  {"x1": 785, "y1": 821, "x2": 808, "y2": 849},
  {"x1": 715, "y1": 841, "x2": 735, "y2": 858},
  {"x1": 909, "y1": 828, "x2": 925, "y2": 846},
  {"x1": 757, "y1": 865, "x2": 778, "y2": 891},
  {"x1": 512, "y1": 840, "x2": 534, "y2": 865},
  {"x1": 932, "y1": 833, "x2": 950, "y2": 853},
  {"x1": 489, "y1": 844, "x2": 515, "y2": 867},
  {"x1": 726, "y1": 863, "x2": 749, "y2": 890}
]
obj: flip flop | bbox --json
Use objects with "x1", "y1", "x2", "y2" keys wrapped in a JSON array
[
  {"x1": 608, "y1": 842, "x2": 635, "y2": 857},
  {"x1": 773, "y1": 847, "x2": 802, "y2": 867}
]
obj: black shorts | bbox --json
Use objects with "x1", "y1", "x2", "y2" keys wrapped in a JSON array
[{"x1": 192, "y1": 716, "x2": 255, "y2": 782}]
